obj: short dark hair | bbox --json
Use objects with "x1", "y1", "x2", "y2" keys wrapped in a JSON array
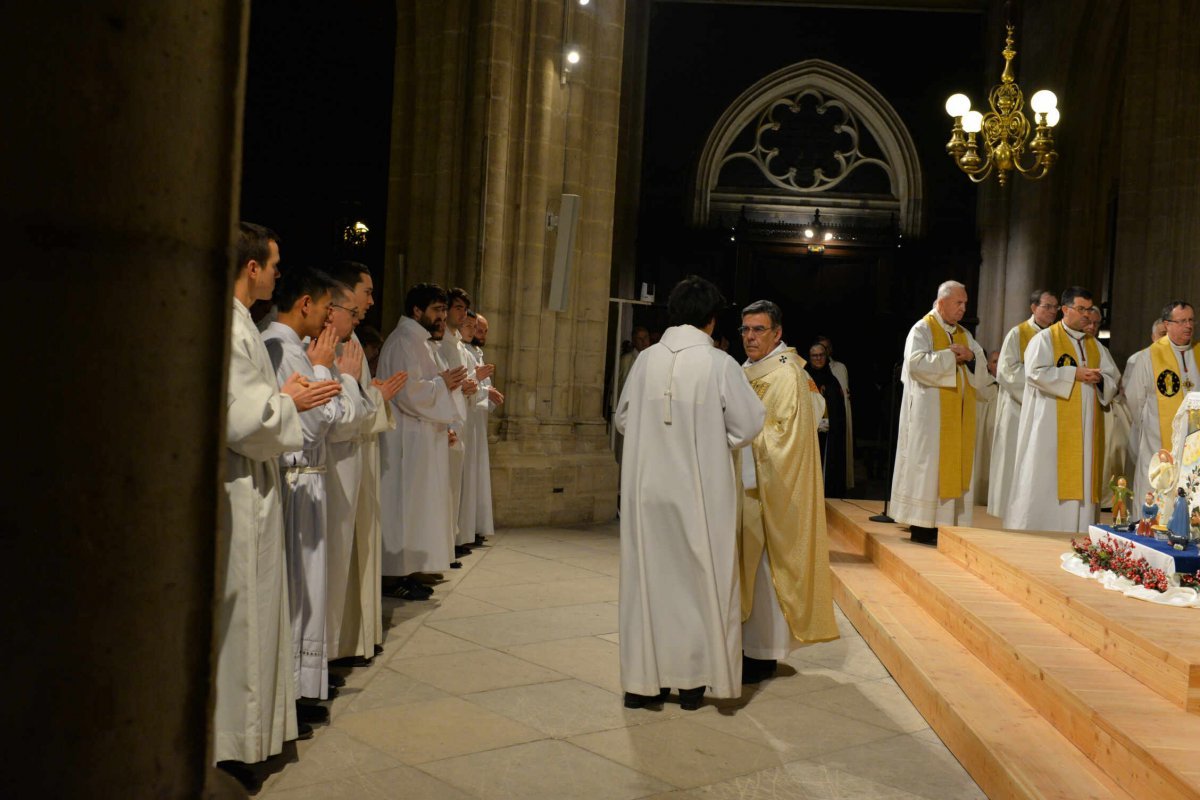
[
  {"x1": 466, "y1": 309, "x2": 477, "y2": 319},
  {"x1": 236, "y1": 221, "x2": 279, "y2": 272},
  {"x1": 273, "y1": 265, "x2": 339, "y2": 312},
  {"x1": 741, "y1": 299, "x2": 782, "y2": 328},
  {"x1": 327, "y1": 260, "x2": 372, "y2": 289},
  {"x1": 448, "y1": 287, "x2": 472, "y2": 309},
  {"x1": 1060, "y1": 286, "x2": 1092, "y2": 308},
  {"x1": 668, "y1": 275, "x2": 726, "y2": 329},
  {"x1": 406, "y1": 283, "x2": 447, "y2": 318},
  {"x1": 1030, "y1": 288, "x2": 1052, "y2": 306},
  {"x1": 1161, "y1": 300, "x2": 1193, "y2": 322}
]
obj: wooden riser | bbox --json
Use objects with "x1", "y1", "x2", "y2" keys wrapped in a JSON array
[
  {"x1": 826, "y1": 501, "x2": 1200, "y2": 800},
  {"x1": 830, "y1": 553, "x2": 1131, "y2": 800},
  {"x1": 937, "y1": 524, "x2": 1200, "y2": 714}
]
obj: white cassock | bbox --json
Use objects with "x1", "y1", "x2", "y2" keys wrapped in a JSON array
[
  {"x1": 973, "y1": 375, "x2": 999, "y2": 502},
  {"x1": 987, "y1": 318, "x2": 1043, "y2": 518},
  {"x1": 353, "y1": 341, "x2": 396, "y2": 654},
  {"x1": 379, "y1": 317, "x2": 465, "y2": 575},
  {"x1": 213, "y1": 299, "x2": 303, "y2": 765},
  {"x1": 325, "y1": 334, "x2": 392, "y2": 660},
  {"x1": 1125, "y1": 341, "x2": 1198, "y2": 504},
  {"x1": 889, "y1": 311, "x2": 988, "y2": 528},
  {"x1": 471, "y1": 344, "x2": 496, "y2": 537},
  {"x1": 262, "y1": 321, "x2": 358, "y2": 699},
  {"x1": 457, "y1": 343, "x2": 493, "y2": 540},
  {"x1": 829, "y1": 358, "x2": 854, "y2": 489},
  {"x1": 616, "y1": 324, "x2": 765, "y2": 698},
  {"x1": 437, "y1": 332, "x2": 471, "y2": 546},
  {"x1": 1003, "y1": 326, "x2": 1119, "y2": 533}
]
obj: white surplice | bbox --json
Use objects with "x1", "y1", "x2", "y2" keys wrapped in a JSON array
[
  {"x1": 973, "y1": 374, "x2": 999, "y2": 502},
  {"x1": 437, "y1": 332, "x2": 474, "y2": 546},
  {"x1": 829, "y1": 359, "x2": 854, "y2": 489},
  {"x1": 213, "y1": 299, "x2": 303, "y2": 765},
  {"x1": 470, "y1": 344, "x2": 496, "y2": 537},
  {"x1": 889, "y1": 311, "x2": 988, "y2": 528},
  {"x1": 262, "y1": 321, "x2": 357, "y2": 699},
  {"x1": 1125, "y1": 341, "x2": 1198, "y2": 504},
  {"x1": 987, "y1": 317, "x2": 1042, "y2": 518},
  {"x1": 1003, "y1": 325, "x2": 1119, "y2": 533},
  {"x1": 615, "y1": 325, "x2": 765, "y2": 698},
  {"x1": 456, "y1": 343, "x2": 493, "y2": 540},
  {"x1": 379, "y1": 318, "x2": 464, "y2": 575},
  {"x1": 325, "y1": 333, "x2": 391, "y2": 659}
]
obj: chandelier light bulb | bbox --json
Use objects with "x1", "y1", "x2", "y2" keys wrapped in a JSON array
[
  {"x1": 1045, "y1": 107, "x2": 1060, "y2": 127},
  {"x1": 823, "y1": 231, "x2": 833, "y2": 242},
  {"x1": 945, "y1": 93, "x2": 972, "y2": 118},
  {"x1": 804, "y1": 228, "x2": 815, "y2": 239},
  {"x1": 579, "y1": 0, "x2": 591, "y2": 5},
  {"x1": 565, "y1": 48, "x2": 581, "y2": 65},
  {"x1": 1029, "y1": 89, "x2": 1058, "y2": 114},
  {"x1": 961, "y1": 110, "x2": 984, "y2": 133}
]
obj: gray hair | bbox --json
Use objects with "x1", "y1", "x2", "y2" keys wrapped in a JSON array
[
  {"x1": 1151, "y1": 317, "x2": 1168, "y2": 339},
  {"x1": 936, "y1": 280, "x2": 967, "y2": 301},
  {"x1": 1029, "y1": 288, "x2": 1052, "y2": 306},
  {"x1": 741, "y1": 299, "x2": 782, "y2": 328}
]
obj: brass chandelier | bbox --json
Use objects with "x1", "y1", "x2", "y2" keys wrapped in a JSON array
[{"x1": 944, "y1": 25, "x2": 1059, "y2": 186}]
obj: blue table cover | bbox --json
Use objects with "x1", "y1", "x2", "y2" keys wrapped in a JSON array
[{"x1": 1095, "y1": 525, "x2": 1200, "y2": 574}]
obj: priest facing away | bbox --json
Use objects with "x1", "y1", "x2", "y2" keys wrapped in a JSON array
[
  {"x1": 1004, "y1": 286, "x2": 1120, "y2": 533},
  {"x1": 615, "y1": 275, "x2": 765, "y2": 711},
  {"x1": 889, "y1": 280, "x2": 988, "y2": 545}
]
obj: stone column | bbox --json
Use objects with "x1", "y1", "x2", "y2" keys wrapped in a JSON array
[
  {"x1": 1, "y1": 2, "x2": 248, "y2": 797},
  {"x1": 385, "y1": 0, "x2": 624, "y2": 525}
]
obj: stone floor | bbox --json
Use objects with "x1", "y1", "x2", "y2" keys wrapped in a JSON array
[{"x1": 254, "y1": 523, "x2": 986, "y2": 799}]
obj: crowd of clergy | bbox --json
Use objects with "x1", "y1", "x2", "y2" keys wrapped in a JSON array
[
  {"x1": 889, "y1": 280, "x2": 1196, "y2": 543},
  {"x1": 615, "y1": 276, "x2": 839, "y2": 710},
  {"x1": 216, "y1": 223, "x2": 504, "y2": 790}
]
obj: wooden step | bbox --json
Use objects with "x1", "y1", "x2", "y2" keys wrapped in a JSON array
[
  {"x1": 829, "y1": 551, "x2": 1131, "y2": 800},
  {"x1": 937, "y1": 523, "x2": 1200, "y2": 714},
  {"x1": 826, "y1": 500, "x2": 1200, "y2": 800}
]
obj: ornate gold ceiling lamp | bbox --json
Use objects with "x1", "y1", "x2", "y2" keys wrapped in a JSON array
[{"x1": 944, "y1": 24, "x2": 1059, "y2": 186}]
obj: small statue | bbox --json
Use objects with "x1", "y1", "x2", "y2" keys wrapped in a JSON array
[
  {"x1": 1136, "y1": 491, "x2": 1159, "y2": 537},
  {"x1": 1168, "y1": 488, "x2": 1191, "y2": 549},
  {"x1": 1109, "y1": 475, "x2": 1132, "y2": 526}
]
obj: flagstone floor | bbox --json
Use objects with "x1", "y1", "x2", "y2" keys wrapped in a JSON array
[{"x1": 254, "y1": 523, "x2": 986, "y2": 800}]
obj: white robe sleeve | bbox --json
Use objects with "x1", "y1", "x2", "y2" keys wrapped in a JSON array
[
  {"x1": 997, "y1": 325, "x2": 1026, "y2": 404},
  {"x1": 392, "y1": 343, "x2": 460, "y2": 425},
  {"x1": 226, "y1": 336, "x2": 303, "y2": 461},
  {"x1": 1025, "y1": 334, "x2": 1077, "y2": 400},
  {"x1": 905, "y1": 323, "x2": 958, "y2": 388},
  {"x1": 327, "y1": 364, "x2": 367, "y2": 443},
  {"x1": 1124, "y1": 350, "x2": 1153, "y2": 421},
  {"x1": 1098, "y1": 345, "x2": 1120, "y2": 406},
  {"x1": 719, "y1": 356, "x2": 766, "y2": 449}
]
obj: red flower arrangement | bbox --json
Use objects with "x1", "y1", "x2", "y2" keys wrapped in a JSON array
[{"x1": 1070, "y1": 535, "x2": 1177, "y2": 593}]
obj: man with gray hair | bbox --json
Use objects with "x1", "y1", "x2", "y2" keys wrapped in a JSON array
[{"x1": 889, "y1": 281, "x2": 988, "y2": 544}]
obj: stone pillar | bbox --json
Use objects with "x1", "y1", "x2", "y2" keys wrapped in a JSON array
[
  {"x1": 1, "y1": 2, "x2": 248, "y2": 797},
  {"x1": 385, "y1": 0, "x2": 624, "y2": 525}
]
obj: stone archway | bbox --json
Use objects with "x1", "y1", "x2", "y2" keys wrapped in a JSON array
[{"x1": 693, "y1": 59, "x2": 923, "y2": 238}]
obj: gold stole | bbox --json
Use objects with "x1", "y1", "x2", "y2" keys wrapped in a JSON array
[
  {"x1": 1018, "y1": 319, "x2": 1040, "y2": 362},
  {"x1": 923, "y1": 315, "x2": 976, "y2": 499},
  {"x1": 1049, "y1": 322, "x2": 1104, "y2": 501},
  {"x1": 1148, "y1": 336, "x2": 1200, "y2": 450}
]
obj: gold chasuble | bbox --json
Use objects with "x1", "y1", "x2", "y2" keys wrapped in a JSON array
[
  {"x1": 923, "y1": 315, "x2": 977, "y2": 499},
  {"x1": 739, "y1": 348, "x2": 839, "y2": 644},
  {"x1": 1148, "y1": 336, "x2": 1200, "y2": 452},
  {"x1": 1018, "y1": 319, "x2": 1040, "y2": 362},
  {"x1": 1049, "y1": 322, "x2": 1105, "y2": 501}
]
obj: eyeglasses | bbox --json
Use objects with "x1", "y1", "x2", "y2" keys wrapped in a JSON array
[
  {"x1": 331, "y1": 303, "x2": 361, "y2": 320},
  {"x1": 1063, "y1": 304, "x2": 1096, "y2": 315},
  {"x1": 1165, "y1": 318, "x2": 1195, "y2": 325},
  {"x1": 738, "y1": 325, "x2": 777, "y2": 336},
  {"x1": 1036, "y1": 302, "x2": 1060, "y2": 311}
]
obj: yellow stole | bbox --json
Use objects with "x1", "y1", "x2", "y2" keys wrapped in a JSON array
[
  {"x1": 1018, "y1": 319, "x2": 1040, "y2": 362},
  {"x1": 923, "y1": 315, "x2": 976, "y2": 499},
  {"x1": 1049, "y1": 322, "x2": 1104, "y2": 501},
  {"x1": 1148, "y1": 336, "x2": 1200, "y2": 449}
]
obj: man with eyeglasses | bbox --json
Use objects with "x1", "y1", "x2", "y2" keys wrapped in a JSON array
[
  {"x1": 1125, "y1": 300, "x2": 1198, "y2": 504},
  {"x1": 737, "y1": 301, "x2": 838, "y2": 685},
  {"x1": 323, "y1": 262, "x2": 408, "y2": 668},
  {"x1": 438, "y1": 288, "x2": 481, "y2": 563},
  {"x1": 890, "y1": 281, "x2": 988, "y2": 545},
  {"x1": 987, "y1": 290, "x2": 1059, "y2": 520},
  {"x1": 1004, "y1": 286, "x2": 1119, "y2": 533}
]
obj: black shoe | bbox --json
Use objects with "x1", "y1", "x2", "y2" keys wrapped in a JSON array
[
  {"x1": 331, "y1": 655, "x2": 373, "y2": 668},
  {"x1": 623, "y1": 688, "x2": 669, "y2": 709},
  {"x1": 474, "y1": 534, "x2": 487, "y2": 546},
  {"x1": 295, "y1": 721, "x2": 314, "y2": 741},
  {"x1": 742, "y1": 655, "x2": 778, "y2": 684},
  {"x1": 909, "y1": 525, "x2": 938, "y2": 545},
  {"x1": 296, "y1": 700, "x2": 329, "y2": 724},
  {"x1": 450, "y1": 561, "x2": 463, "y2": 569},
  {"x1": 216, "y1": 761, "x2": 262, "y2": 792},
  {"x1": 679, "y1": 686, "x2": 706, "y2": 710},
  {"x1": 374, "y1": 644, "x2": 384, "y2": 656},
  {"x1": 328, "y1": 672, "x2": 346, "y2": 688},
  {"x1": 455, "y1": 544, "x2": 472, "y2": 557},
  {"x1": 411, "y1": 572, "x2": 443, "y2": 585}
]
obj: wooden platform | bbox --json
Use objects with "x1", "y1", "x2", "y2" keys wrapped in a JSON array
[{"x1": 825, "y1": 499, "x2": 1200, "y2": 800}]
